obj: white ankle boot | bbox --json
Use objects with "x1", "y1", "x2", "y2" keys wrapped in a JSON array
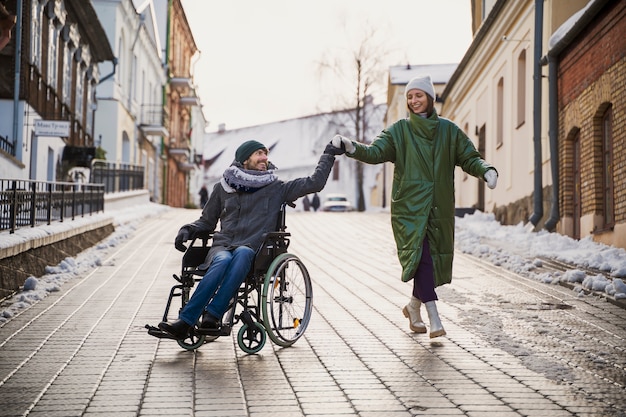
[
  {"x1": 424, "y1": 301, "x2": 446, "y2": 338},
  {"x1": 402, "y1": 296, "x2": 427, "y2": 333}
]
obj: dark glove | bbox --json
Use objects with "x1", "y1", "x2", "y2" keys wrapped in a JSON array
[
  {"x1": 175, "y1": 225, "x2": 193, "y2": 252},
  {"x1": 324, "y1": 141, "x2": 345, "y2": 156}
]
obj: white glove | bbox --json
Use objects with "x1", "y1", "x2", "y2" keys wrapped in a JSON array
[
  {"x1": 331, "y1": 135, "x2": 355, "y2": 154},
  {"x1": 484, "y1": 170, "x2": 498, "y2": 189}
]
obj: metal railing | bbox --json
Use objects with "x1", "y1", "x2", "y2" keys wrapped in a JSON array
[
  {"x1": 0, "y1": 179, "x2": 105, "y2": 234},
  {"x1": 0, "y1": 134, "x2": 15, "y2": 156},
  {"x1": 90, "y1": 160, "x2": 144, "y2": 193}
]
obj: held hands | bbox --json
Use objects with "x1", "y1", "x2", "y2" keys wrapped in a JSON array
[
  {"x1": 174, "y1": 225, "x2": 194, "y2": 252},
  {"x1": 484, "y1": 170, "x2": 498, "y2": 189},
  {"x1": 331, "y1": 135, "x2": 355, "y2": 154},
  {"x1": 324, "y1": 141, "x2": 345, "y2": 156}
]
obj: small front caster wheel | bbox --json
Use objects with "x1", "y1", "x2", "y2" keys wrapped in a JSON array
[{"x1": 237, "y1": 322, "x2": 266, "y2": 354}]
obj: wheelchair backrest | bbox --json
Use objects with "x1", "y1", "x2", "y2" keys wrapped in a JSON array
[
  {"x1": 253, "y1": 231, "x2": 290, "y2": 273},
  {"x1": 252, "y1": 201, "x2": 294, "y2": 273}
]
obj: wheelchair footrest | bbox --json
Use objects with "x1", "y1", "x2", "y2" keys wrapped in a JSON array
[
  {"x1": 196, "y1": 325, "x2": 232, "y2": 337},
  {"x1": 145, "y1": 324, "x2": 177, "y2": 340}
]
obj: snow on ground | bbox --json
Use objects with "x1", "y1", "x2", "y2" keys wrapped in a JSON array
[
  {"x1": 455, "y1": 211, "x2": 626, "y2": 300},
  {"x1": 0, "y1": 203, "x2": 170, "y2": 324},
  {"x1": 1, "y1": 207, "x2": 625, "y2": 325}
]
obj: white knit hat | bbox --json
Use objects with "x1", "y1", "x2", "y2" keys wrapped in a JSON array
[{"x1": 404, "y1": 75, "x2": 436, "y2": 100}]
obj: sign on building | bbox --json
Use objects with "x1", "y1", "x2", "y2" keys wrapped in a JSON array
[{"x1": 34, "y1": 120, "x2": 71, "y2": 137}]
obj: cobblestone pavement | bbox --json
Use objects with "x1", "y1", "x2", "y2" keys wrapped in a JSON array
[{"x1": 1, "y1": 209, "x2": 625, "y2": 417}]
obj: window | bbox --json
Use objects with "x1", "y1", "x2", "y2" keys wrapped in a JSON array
[
  {"x1": 601, "y1": 106, "x2": 614, "y2": 229},
  {"x1": 516, "y1": 49, "x2": 526, "y2": 127},
  {"x1": 86, "y1": 81, "x2": 94, "y2": 136},
  {"x1": 75, "y1": 65, "x2": 84, "y2": 123},
  {"x1": 63, "y1": 41, "x2": 74, "y2": 105},
  {"x1": 48, "y1": 21, "x2": 58, "y2": 88},
  {"x1": 496, "y1": 77, "x2": 504, "y2": 148},
  {"x1": 30, "y1": 2, "x2": 41, "y2": 65},
  {"x1": 117, "y1": 36, "x2": 125, "y2": 88}
]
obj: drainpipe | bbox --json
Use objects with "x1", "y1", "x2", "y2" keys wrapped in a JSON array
[
  {"x1": 161, "y1": 0, "x2": 173, "y2": 205},
  {"x1": 98, "y1": 57, "x2": 118, "y2": 85},
  {"x1": 543, "y1": 53, "x2": 559, "y2": 231},
  {"x1": 528, "y1": 0, "x2": 544, "y2": 227},
  {"x1": 11, "y1": 0, "x2": 22, "y2": 159}
]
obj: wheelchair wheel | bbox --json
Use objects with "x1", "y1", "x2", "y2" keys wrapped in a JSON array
[
  {"x1": 176, "y1": 288, "x2": 216, "y2": 350},
  {"x1": 261, "y1": 253, "x2": 313, "y2": 347},
  {"x1": 177, "y1": 331, "x2": 206, "y2": 351},
  {"x1": 237, "y1": 322, "x2": 266, "y2": 354}
]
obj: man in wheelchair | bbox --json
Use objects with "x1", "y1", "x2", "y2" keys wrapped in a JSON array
[{"x1": 158, "y1": 139, "x2": 344, "y2": 340}]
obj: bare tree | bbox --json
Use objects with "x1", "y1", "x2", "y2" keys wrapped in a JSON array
[{"x1": 316, "y1": 23, "x2": 393, "y2": 211}]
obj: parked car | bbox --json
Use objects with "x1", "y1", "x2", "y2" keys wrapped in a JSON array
[{"x1": 321, "y1": 193, "x2": 353, "y2": 212}]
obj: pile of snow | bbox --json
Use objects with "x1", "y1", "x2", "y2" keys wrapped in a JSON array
[{"x1": 455, "y1": 211, "x2": 626, "y2": 299}]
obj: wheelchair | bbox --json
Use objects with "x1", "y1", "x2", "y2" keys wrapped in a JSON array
[{"x1": 146, "y1": 203, "x2": 313, "y2": 354}]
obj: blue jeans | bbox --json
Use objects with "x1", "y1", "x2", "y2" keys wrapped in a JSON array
[{"x1": 179, "y1": 246, "x2": 255, "y2": 326}]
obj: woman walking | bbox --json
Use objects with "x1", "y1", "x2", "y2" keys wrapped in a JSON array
[{"x1": 333, "y1": 75, "x2": 498, "y2": 338}]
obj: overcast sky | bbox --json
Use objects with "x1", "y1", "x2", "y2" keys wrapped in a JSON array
[{"x1": 181, "y1": 0, "x2": 473, "y2": 132}]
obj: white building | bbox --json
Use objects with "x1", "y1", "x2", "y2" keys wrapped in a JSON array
[
  {"x1": 92, "y1": 0, "x2": 167, "y2": 201},
  {"x1": 202, "y1": 105, "x2": 387, "y2": 212}
]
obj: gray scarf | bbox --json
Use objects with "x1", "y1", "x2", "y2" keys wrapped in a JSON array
[{"x1": 221, "y1": 162, "x2": 277, "y2": 193}]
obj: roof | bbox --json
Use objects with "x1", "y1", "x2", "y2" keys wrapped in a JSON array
[
  {"x1": 202, "y1": 105, "x2": 387, "y2": 182},
  {"x1": 65, "y1": 0, "x2": 114, "y2": 62},
  {"x1": 547, "y1": 0, "x2": 614, "y2": 57},
  {"x1": 388, "y1": 63, "x2": 458, "y2": 85}
]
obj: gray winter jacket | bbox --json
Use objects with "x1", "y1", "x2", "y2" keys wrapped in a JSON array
[{"x1": 186, "y1": 153, "x2": 335, "y2": 270}]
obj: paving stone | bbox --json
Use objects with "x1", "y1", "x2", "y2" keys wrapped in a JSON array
[{"x1": 1, "y1": 211, "x2": 624, "y2": 416}]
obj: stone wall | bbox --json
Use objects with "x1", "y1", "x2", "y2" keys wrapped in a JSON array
[
  {"x1": 0, "y1": 222, "x2": 114, "y2": 300},
  {"x1": 492, "y1": 185, "x2": 554, "y2": 231}
]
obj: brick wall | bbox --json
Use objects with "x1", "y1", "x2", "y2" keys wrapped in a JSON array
[{"x1": 557, "y1": 1, "x2": 625, "y2": 247}]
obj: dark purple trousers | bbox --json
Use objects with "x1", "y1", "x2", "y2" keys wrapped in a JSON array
[{"x1": 412, "y1": 237, "x2": 438, "y2": 302}]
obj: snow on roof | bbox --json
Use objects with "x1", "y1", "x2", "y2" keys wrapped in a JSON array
[
  {"x1": 389, "y1": 63, "x2": 458, "y2": 85},
  {"x1": 202, "y1": 106, "x2": 386, "y2": 181}
]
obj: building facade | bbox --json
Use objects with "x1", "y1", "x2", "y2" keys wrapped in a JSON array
[
  {"x1": 0, "y1": 0, "x2": 114, "y2": 181},
  {"x1": 441, "y1": 0, "x2": 625, "y2": 249},
  {"x1": 162, "y1": 0, "x2": 200, "y2": 208},
  {"x1": 552, "y1": 0, "x2": 625, "y2": 248},
  {"x1": 92, "y1": 0, "x2": 167, "y2": 202}
]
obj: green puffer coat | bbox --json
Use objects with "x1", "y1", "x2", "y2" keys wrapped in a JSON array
[{"x1": 349, "y1": 110, "x2": 496, "y2": 285}]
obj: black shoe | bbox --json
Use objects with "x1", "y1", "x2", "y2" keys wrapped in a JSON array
[
  {"x1": 200, "y1": 312, "x2": 220, "y2": 330},
  {"x1": 158, "y1": 319, "x2": 191, "y2": 340}
]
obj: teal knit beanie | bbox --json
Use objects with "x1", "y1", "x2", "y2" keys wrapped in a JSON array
[{"x1": 235, "y1": 140, "x2": 267, "y2": 163}]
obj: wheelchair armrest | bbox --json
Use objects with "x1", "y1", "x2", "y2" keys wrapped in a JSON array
[
  {"x1": 191, "y1": 230, "x2": 213, "y2": 240},
  {"x1": 189, "y1": 230, "x2": 213, "y2": 247}
]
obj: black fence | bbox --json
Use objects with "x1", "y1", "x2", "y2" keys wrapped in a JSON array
[
  {"x1": 0, "y1": 134, "x2": 15, "y2": 156},
  {"x1": 90, "y1": 160, "x2": 144, "y2": 193},
  {"x1": 0, "y1": 179, "x2": 105, "y2": 234}
]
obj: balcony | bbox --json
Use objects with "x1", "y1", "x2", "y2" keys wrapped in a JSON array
[
  {"x1": 140, "y1": 124, "x2": 169, "y2": 137},
  {"x1": 178, "y1": 161, "x2": 196, "y2": 172},
  {"x1": 179, "y1": 96, "x2": 201, "y2": 106},
  {"x1": 169, "y1": 77, "x2": 192, "y2": 90},
  {"x1": 169, "y1": 148, "x2": 190, "y2": 158},
  {"x1": 139, "y1": 104, "x2": 169, "y2": 137}
]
